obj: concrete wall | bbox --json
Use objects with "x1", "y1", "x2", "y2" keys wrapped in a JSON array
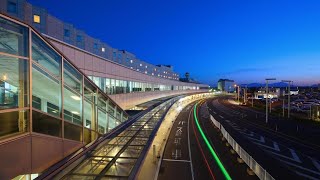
[{"x1": 109, "y1": 89, "x2": 207, "y2": 109}]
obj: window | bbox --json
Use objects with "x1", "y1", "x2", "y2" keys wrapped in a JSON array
[
  {"x1": 93, "y1": 43, "x2": 98, "y2": 49},
  {"x1": 32, "y1": 64, "x2": 61, "y2": 118},
  {"x1": 32, "y1": 32, "x2": 61, "y2": 77},
  {"x1": 33, "y1": 15, "x2": 40, "y2": 23},
  {"x1": 64, "y1": 29, "x2": 70, "y2": 37},
  {"x1": 101, "y1": 47, "x2": 105, "y2": 52},
  {"x1": 130, "y1": 59, "x2": 133, "y2": 63},
  {"x1": 7, "y1": 1, "x2": 17, "y2": 13},
  {"x1": 76, "y1": 35, "x2": 82, "y2": 42},
  {"x1": 0, "y1": 55, "x2": 29, "y2": 110},
  {"x1": 0, "y1": 16, "x2": 29, "y2": 57}
]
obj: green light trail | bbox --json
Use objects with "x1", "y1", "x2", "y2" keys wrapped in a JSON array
[{"x1": 193, "y1": 102, "x2": 232, "y2": 180}]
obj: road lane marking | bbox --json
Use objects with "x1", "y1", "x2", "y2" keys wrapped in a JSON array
[
  {"x1": 194, "y1": 103, "x2": 231, "y2": 180},
  {"x1": 253, "y1": 141, "x2": 280, "y2": 152},
  {"x1": 163, "y1": 159, "x2": 191, "y2": 163},
  {"x1": 278, "y1": 159, "x2": 320, "y2": 176},
  {"x1": 265, "y1": 149, "x2": 302, "y2": 163},
  {"x1": 219, "y1": 115, "x2": 224, "y2": 119},
  {"x1": 187, "y1": 105, "x2": 195, "y2": 180}
]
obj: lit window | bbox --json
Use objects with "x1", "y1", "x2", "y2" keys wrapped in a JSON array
[
  {"x1": 33, "y1": 15, "x2": 40, "y2": 23},
  {"x1": 152, "y1": 73, "x2": 154, "y2": 75},
  {"x1": 155, "y1": 68, "x2": 157, "y2": 71},
  {"x1": 130, "y1": 60, "x2": 133, "y2": 63},
  {"x1": 145, "y1": 71, "x2": 147, "y2": 74},
  {"x1": 137, "y1": 69, "x2": 139, "y2": 71},
  {"x1": 102, "y1": 47, "x2": 105, "y2": 52},
  {"x1": 140, "y1": 64, "x2": 142, "y2": 66},
  {"x1": 145, "y1": 65, "x2": 147, "y2": 68}
]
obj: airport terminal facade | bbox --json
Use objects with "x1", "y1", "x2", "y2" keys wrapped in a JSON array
[
  {"x1": 0, "y1": 0, "x2": 209, "y2": 110},
  {"x1": 0, "y1": 0, "x2": 208, "y2": 178}
]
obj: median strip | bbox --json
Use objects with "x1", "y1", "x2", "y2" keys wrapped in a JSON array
[{"x1": 194, "y1": 102, "x2": 232, "y2": 180}]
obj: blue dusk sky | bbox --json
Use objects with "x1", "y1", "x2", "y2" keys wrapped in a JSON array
[{"x1": 29, "y1": 0, "x2": 320, "y2": 86}]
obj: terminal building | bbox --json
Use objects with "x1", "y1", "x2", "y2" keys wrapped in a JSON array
[
  {"x1": 0, "y1": 1, "x2": 208, "y2": 179},
  {"x1": 217, "y1": 79, "x2": 235, "y2": 93}
]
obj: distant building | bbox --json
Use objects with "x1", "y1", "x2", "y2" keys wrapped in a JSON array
[
  {"x1": 180, "y1": 72, "x2": 199, "y2": 83},
  {"x1": 254, "y1": 88, "x2": 280, "y2": 99},
  {"x1": 217, "y1": 79, "x2": 235, "y2": 92}
]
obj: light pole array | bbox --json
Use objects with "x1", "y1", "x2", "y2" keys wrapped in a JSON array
[
  {"x1": 281, "y1": 80, "x2": 292, "y2": 118},
  {"x1": 265, "y1": 78, "x2": 276, "y2": 124}
]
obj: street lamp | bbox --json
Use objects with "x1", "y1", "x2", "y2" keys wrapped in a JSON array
[
  {"x1": 234, "y1": 84, "x2": 240, "y2": 103},
  {"x1": 242, "y1": 84, "x2": 248, "y2": 105},
  {"x1": 265, "y1": 78, "x2": 276, "y2": 123},
  {"x1": 281, "y1": 80, "x2": 293, "y2": 118}
]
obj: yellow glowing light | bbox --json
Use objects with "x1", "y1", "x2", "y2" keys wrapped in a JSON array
[
  {"x1": 33, "y1": 15, "x2": 40, "y2": 23},
  {"x1": 3, "y1": 74, "x2": 7, "y2": 81},
  {"x1": 71, "y1": 95, "x2": 81, "y2": 101}
]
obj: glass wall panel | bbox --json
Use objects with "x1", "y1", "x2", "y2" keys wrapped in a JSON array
[
  {"x1": 64, "y1": 61, "x2": 82, "y2": 94},
  {"x1": 0, "y1": 17, "x2": 28, "y2": 57},
  {"x1": 84, "y1": 78, "x2": 95, "y2": 103},
  {"x1": 32, "y1": 32, "x2": 61, "y2": 77},
  {"x1": 32, "y1": 64, "x2": 61, "y2": 117},
  {"x1": 64, "y1": 121, "x2": 82, "y2": 141},
  {"x1": 32, "y1": 110, "x2": 62, "y2": 137},
  {"x1": 0, "y1": 110, "x2": 29, "y2": 138},
  {"x1": 84, "y1": 100, "x2": 93, "y2": 129},
  {"x1": 110, "y1": 79, "x2": 115, "y2": 94},
  {"x1": 64, "y1": 86, "x2": 82, "y2": 125},
  {"x1": 0, "y1": 55, "x2": 28, "y2": 110},
  {"x1": 97, "y1": 93, "x2": 107, "y2": 112},
  {"x1": 97, "y1": 109, "x2": 107, "y2": 134},
  {"x1": 108, "y1": 115, "x2": 115, "y2": 131},
  {"x1": 105, "y1": 78, "x2": 111, "y2": 94}
]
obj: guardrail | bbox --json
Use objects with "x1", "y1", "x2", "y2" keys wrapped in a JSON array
[{"x1": 210, "y1": 115, "x2": 275, "y2": 180}]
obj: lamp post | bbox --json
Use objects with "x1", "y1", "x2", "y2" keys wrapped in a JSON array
[
  {"x1": 265, "y1": 78, "x2": 276, "y2": 123},
  {"x1": 243, "y1": 84, "x2": 248, "y2": 105},
  {"x1": 282, "y1": 80, "x2": 292, "y2": 118},
  {"x1": 234, "y1": 84, "x2": 240, "y2": 104}
]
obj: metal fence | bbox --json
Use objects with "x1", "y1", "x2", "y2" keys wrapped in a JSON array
[{"x1": 210, "y1": 115, "x2": 275, "y2": 180}]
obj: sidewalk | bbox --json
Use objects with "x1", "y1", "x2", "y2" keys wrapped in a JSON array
[{"x1": 136, "y1": 93, "x2": 215, "y2": 180}]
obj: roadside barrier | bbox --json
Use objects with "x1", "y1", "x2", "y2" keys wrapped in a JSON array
[{"x1": 210, "y1": 115, "x2": 275, "y2": 180}]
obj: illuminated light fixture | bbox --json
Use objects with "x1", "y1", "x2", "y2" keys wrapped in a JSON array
[
  {"x1": 140, "y1": 64, "x2": 142, "y2": 66},
  {"x1": 152, "y1": 73, "x2": 154, "y2": 75},
  {"x1": 71, "y1": 95, "x2": 81, "y2": 101},
  {"x1": 137, "y1": 69, "x2": 139, "y2": 71},
  {"x1": 33, "y1": 15, "x2": 40, "y2": 23},
  {"x1": 193, "y1": 103, "x2": 232, "y2": 180},
  {"x1": 2, "y1": 74, "x2": 7, "y2": 81},
  {"x1": 130, "y1": 67, "x2": 133, "y2": 69},
  {"x1": 101, "y1": 47, "x2": 105, "y2": 52},
  {"x1": 71, "y1": 111, "x2": 80, "y2": 115},
  {"x1": 145, "y1": 71, "x2": 147, "y2": 74}
]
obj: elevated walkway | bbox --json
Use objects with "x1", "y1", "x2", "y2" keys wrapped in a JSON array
[{"x1": 37, "y1": 97, "x2": 180, "y2": 179}]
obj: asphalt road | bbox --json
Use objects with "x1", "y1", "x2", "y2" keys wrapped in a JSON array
[
  {"x1": 158, "y1": 100, "x2": 258, "y2": 180},
  {"x1": 206, "y1": 96, "x2": 320, "y2": 180}
]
